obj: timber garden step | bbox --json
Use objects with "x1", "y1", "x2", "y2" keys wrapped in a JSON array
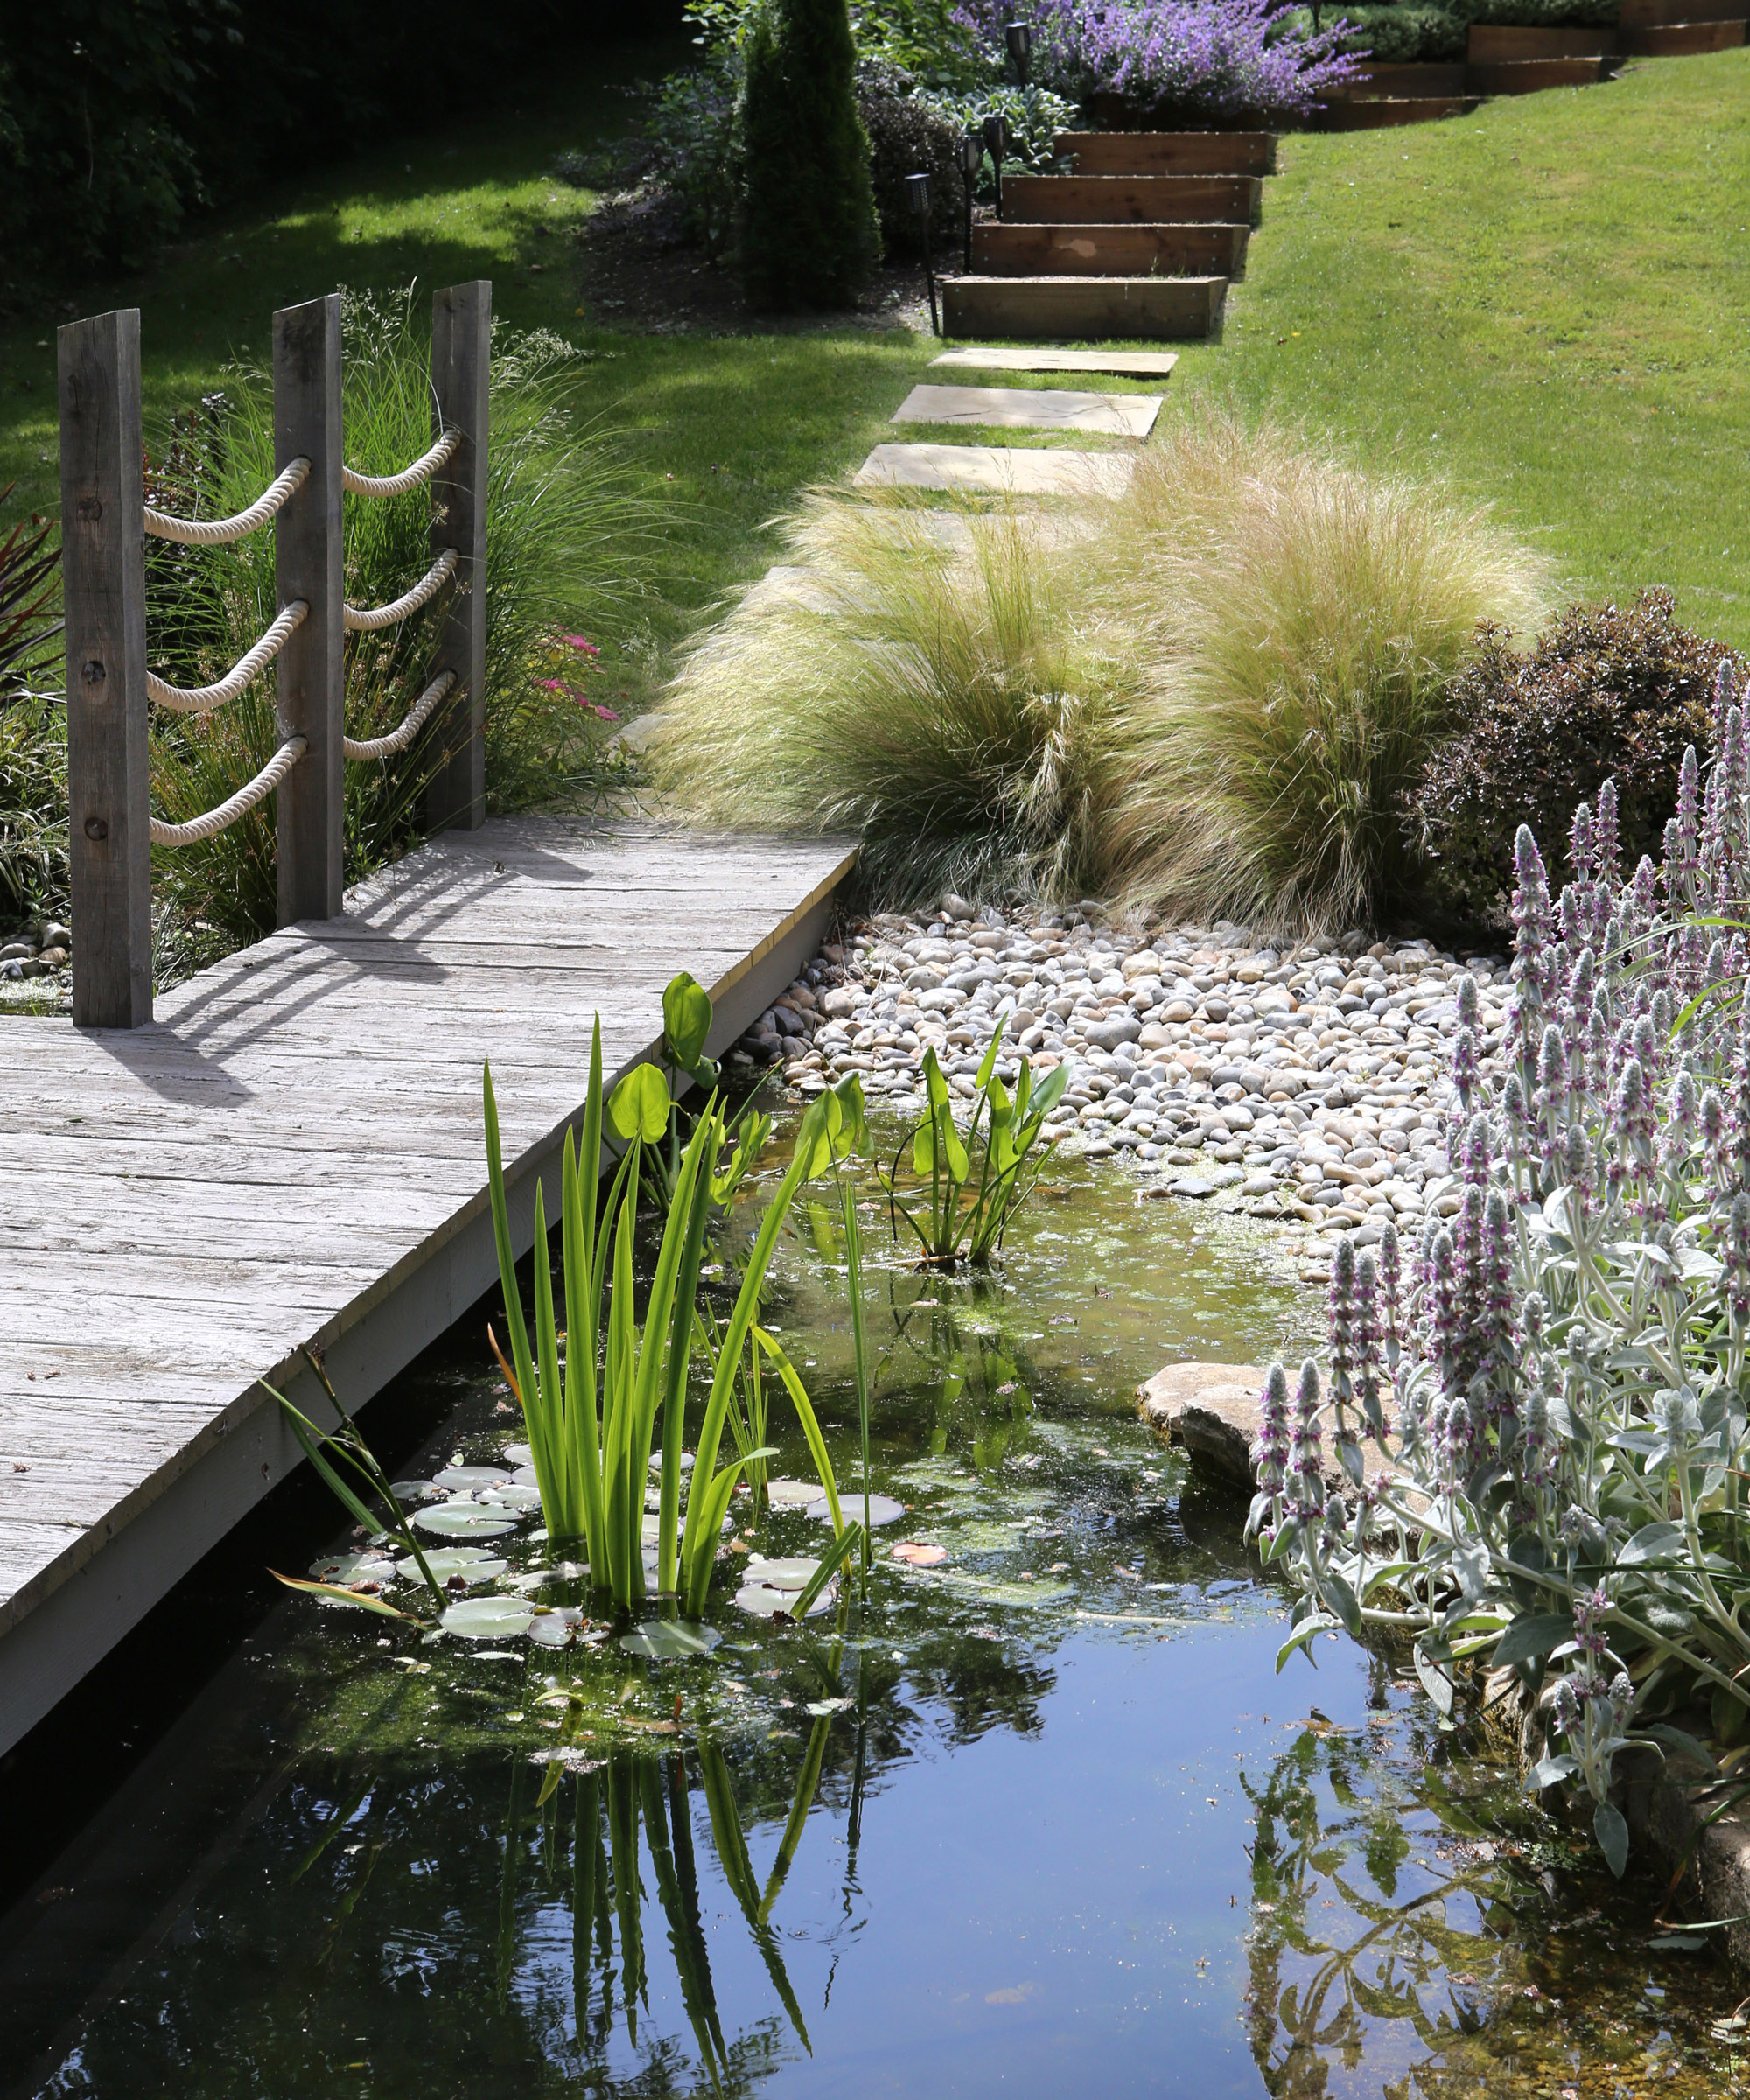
[
  {"x1": 1317, "y1": 94, "x2": 1480, "y2": 129},
  {"x1": 940, "y1": 272, "x2": 1228, "y2": 341},
  {"x1": 1620, "y1": 0, "x2": 1746, "y2": 22},
  {"x1": 1468, "y1": 53, "x2": 1614, "y2": 89},
  {"x1": 1620, "y1": 17, "x2": 1746, "y2": 48},
  {"x1": 1467, "y1": 24, "x2": 1620, "y2": 56},
  {"x1": 971, "y1": 220, "x2": 1250, "y2": 281},
  {"x1": 1337, "y1": 60, "x2": 1469, "y2": 94},
  {"x1": 1003, "y1": 173, "x2": 1262, "y2": 226},
  {"x1": 1053, "y1": 130, "x2": 1276, "y2": 177}
]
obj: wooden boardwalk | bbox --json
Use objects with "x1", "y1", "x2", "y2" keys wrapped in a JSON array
[{"x1": 0, "y1": 817, "x2": 855, "y2": 1752}]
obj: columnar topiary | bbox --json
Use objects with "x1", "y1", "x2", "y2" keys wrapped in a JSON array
[{"x1": 740, "y1": 0, "x2": 879, "y2": 311}]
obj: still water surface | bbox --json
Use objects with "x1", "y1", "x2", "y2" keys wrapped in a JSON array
[{"x1": 0, "y1": 1114, "x2": 1741, "y2": 2097}]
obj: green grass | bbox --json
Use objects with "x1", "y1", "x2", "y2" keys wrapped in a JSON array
[
  {"x1": 3, "y1": 42, "x2": 1748, "y2": 718},
  {"x1": 1171, "y1": 52, "x2": 1750, "y2": 646}
]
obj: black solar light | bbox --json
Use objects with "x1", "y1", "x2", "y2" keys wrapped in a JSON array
[
  {"x1": 1005, "y1": 20, "x2": 1033, "y2": 84},
  {"x1": 982, "y1": 111, "x2": 1008, "y2": 220},
  {"x1": 906, "y1": 172, "x2": 939, "y2": 336},
  {"x1": 957, "y1": 130, "x2": 984, "y2": 273}
]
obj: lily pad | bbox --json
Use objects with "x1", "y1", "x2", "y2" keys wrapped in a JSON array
[
  {"x1": 805, "y1": 1697, "x2": 853, "y2": 1717},
  {"x1": 474, "y1": 1482, "x2": 543, "y2": 1510},
  {"x1": 733, "y1": 1581, "x2": 835, "y2": 1620},
  {"x1": 528, "y1": 1606, "x2": 594, "y2": 1648},
  {"x1": 808, "y1": 1493, "x2": 905, "y2": 1526},
  {"x1": 648, "y1": 1451, "x2": 695, "y2": 1474},
  {"x1": 762, "y1": 1479, "x2": 822, "y2": 1508},
  {"x1": 433, "y1": 1465, "x2": 514, "y2": 1490},
  {"x1": 619, "y1": 1620, "x2": 723, "y2": 1659},
  {"x1": 397, "y1": 1549, "x2": 507, "y2": 1586},
  {"x1": 511, "y1": 1466, "x2": 541, "y2": 1488},
  {"x1": 309, "y1": 1550, "x2": 397, "y2": 1586},
  {"x1": 503, "y1": 1443, "x2": 534, "y2": 1466},
  {"x1": 440, "y1": 1595, "x2": 536, "y2": 1639},
  {"x1": 415, "y1": 1503, "x2": 519, "y2": 1539},
  {"x1": 743, "y1": 1556, "x2": 822, "y2": 1591},
  {"x1": 892, "y1": 1541, "x2": 950, "y2": 1566},
  {"x1": 388, "y1": 1480, "x2": 442, "y2": 1505}
]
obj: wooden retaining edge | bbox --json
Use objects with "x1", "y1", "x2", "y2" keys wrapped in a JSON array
[
  {"x1": 1054, "y1": 130, "x2": 1277, "y2": 177},
  {"x1": 939, "y1": 273, "x2": 1228, "y2": 342},
  {"x1": 971, "y1": 220, "x2": 1250, "y2": 281},
  {"x1": 1468, "y1": 55, "x2": 1613, "y2": 91},
  {"x1": 1620, "y1": 0, "x2": 1747, "y2": 24},
  {"x1": 1002, "y1": 173, "x2": 1262, "y2": 227},
  {"x1": 1316, "y1": 95, "x2": 1480, "y2": 130},
  {"x1": 1138, "y1": 1362, "x2": 1750, "y2": 1974},
  {"x1": 1334, "y1": 60, "x2": 1468, "y2": 95},
  {"x1": 1468, "y1": 24, "x2": 1619, "y2": 57},
  {"x1": 1620, "y1": 18, "x2": 1747, "y2": 50}
]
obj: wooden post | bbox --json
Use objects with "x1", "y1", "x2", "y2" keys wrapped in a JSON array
[
  {"x1": 425, "y1": 280, "x2": 490, "y2": 834},
  {"x1": 273, "y1": 293, "x2": 345, "y2": 925},
  {"x1": 59, "y1": 310, "x2": 152, "y2": 1029}
]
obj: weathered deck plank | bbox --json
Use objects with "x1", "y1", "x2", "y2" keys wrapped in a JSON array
[{"x1": 0, "y1": 816, "x2": 855, "y2": 1750}]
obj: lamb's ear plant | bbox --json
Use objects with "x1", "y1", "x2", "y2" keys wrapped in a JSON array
[
  {"x1": 1256, "y1": 662, "x2": 1750, "y2": 1874},
  {"x1": 880, "y1": 1020, "x2": 1068, "y2": 1267}
]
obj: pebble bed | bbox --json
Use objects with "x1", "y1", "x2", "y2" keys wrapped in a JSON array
[
  {"x1": 729, "y1": 894, "x2": 1511, "y2": 1278},
  {"x1": 0, "y1": 918, "x2": 72, "y2": 1008}
]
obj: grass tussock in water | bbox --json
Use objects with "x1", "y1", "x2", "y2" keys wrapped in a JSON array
[
  {"x1": 654, "y1": 410, "x2": 1550, "y2": 932},
  {"x1": 653, "y1": 497, "x2": 1135, "y2": 907}
]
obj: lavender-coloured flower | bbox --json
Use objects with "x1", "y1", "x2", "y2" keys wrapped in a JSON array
[
  {"x1": 1252, "y1": 1363, "x2": 1291, "y2": 1487},
  {"x1": 1289, "y1": 1359, "x2": 1326, "y2": 1518},
  {"x1": 1595, "y1": 776, "x2": 1620, "y2": 889}
]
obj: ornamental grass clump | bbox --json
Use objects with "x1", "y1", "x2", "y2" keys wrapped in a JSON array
[
  {"x1": 1096, "y1": 417, "x2": 1550, "y2": 936},
  {"x1": 653, "y1": 497, "x2": 1129, "y2": 905},
  {"x1": 1255, "y1": 661, "x2": 1750, "y2": 1872}
]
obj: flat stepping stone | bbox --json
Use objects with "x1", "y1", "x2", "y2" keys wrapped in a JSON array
[
  {"x1": 932, "y1": 346, "x2": 1180, "y2": 378},
  {"x1": 893, "y1": 383, "x2": 1159, "y2": 439},
  {"x1": 853, "y1": 444, "x2": 1134, "y2": 500}
]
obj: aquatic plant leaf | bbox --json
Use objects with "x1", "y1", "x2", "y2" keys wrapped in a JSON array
[
  {"x1": 503, "y1": 1443, "x2": 534, "y2": 1466},
  {"x1": 734, "y1": 1581, "x2": 834, "y2": 1619},
  {"x1": 474, "y1": 1482, "x2": 543, "y2": 1509},
  {"x1": 742, "y1": 1556, "x2": 822, "y2": 1589},
  {"x1": 441, "y1": 1595, "x2": 536, "y2": 1638},
  {"x1": 763, "y1": 1478, "x2": 823, "y2": 1508},
  {"x1": 397, "y1": 1549, "x2": 508, "y2": 1586},
  {"x1": 662, "y1": 970, "x2": 714, "y2": 1072},
  {"x1": 528, "y1": 1607, "x2": 598, "y2": 1648},
  {"x1": 270, "y1": 1571, "x2": 423, "y2": 1620},
  {"x1": 609, "y1": 1061, "x2": 670, "y2": 1142},
  {"x1": 388, "y1": 1479, "x2": 442, "y2": 1504},
  {"x1": 308, "y1": 1551, "x2": 397, "y2": 1586},
  {"x1": 415, "y1": 1503, "x2": 520, "y2": 1538},
  {"x1": 618, "y1": 1620, "x2": 723, "y2": 1659},
  {"x1": 892, "y1": 1541, "x2": 949, "y2": 1565},
  {"x1": 808, "y1": 1492, "x2": 903, "y2": 1526},
  {"x1": 433, "y1": 1466, "x2": 514, "y2": 1490},
  {"x1": 943, "y1": 1573, "x2": 1072, "y2": 1608}
]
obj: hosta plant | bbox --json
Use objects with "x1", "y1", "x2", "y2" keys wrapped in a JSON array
[{"x1": 1254, "y1": 662, "x2": 1750, "y2": 1873}]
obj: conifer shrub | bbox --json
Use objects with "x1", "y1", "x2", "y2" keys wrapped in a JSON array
[{"x1": 740, "y1": 0, "x2": 880, "y2": 309}]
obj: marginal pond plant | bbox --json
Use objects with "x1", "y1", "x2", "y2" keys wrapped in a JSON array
[
  {"x1": 1254, "y1": 663, "x2": 1750, "y2": 1872},
  {"x1": 879, "y1": 1020, "x2": 1069, "y2": 1269},
  {"x1": 484, "y1": 978, "x2": 867, "y2": 1617}
]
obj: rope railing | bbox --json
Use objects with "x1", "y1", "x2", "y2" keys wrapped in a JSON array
[
  {"x1": 143, "y1": 457, "x2": 311, "y2": 546},
  {"x1": 341, "y1": 428, "x2": 460, "y2": 500},
  {"x1": 343, "y1": 549, "x2": 458, "y2": 633},
  {"x1": 343, "y1": 668, "x2": 457, "y2": 762},
  {"x1": 146, "y1": 599, "x2": 309, "y2": 715},
  {"x1": 148, "y1": 735, "x2": 308, "y2": 847}
]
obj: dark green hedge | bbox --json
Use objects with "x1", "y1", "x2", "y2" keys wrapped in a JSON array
[{"x1": 0, "y1": 0, "x2": 670, "y2": 289}]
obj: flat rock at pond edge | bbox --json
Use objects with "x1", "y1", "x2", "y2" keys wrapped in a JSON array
[{"x1": 1136, "y1": 1361, "x2": 1269, "y2": 1488}]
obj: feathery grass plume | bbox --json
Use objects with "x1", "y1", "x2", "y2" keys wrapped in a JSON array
[
  {"x1": 652, "y1": 492, "x2": 1131, "y2": 906},
  {"x1": 144, "y1": 288, "x2": 652, "y2": 948},
  {"x1": 1096, "y1": 410, "x2": 1551, "y2": 935}
]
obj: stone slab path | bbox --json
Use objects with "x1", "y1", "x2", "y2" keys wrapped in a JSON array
[
  {"x1": 853, "y1": 444, "x2": 1136, "y2": 498},
  {"x1": 931, "y1": 347, "x2": 1180, "y2": 378},
  {"x1": 893, "y1": 383, "x2": 1161, "y2": 438}
]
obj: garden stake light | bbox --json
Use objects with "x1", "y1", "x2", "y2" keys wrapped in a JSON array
[
  {"x1": 1005, "y1": 19, "x2": 1033, "y2": 85},
  {"x1": 958, "y1": 130, "x2": 983, "y2": 273},
  {"x1": 982, "y1": 112, "x2": 1007, "y2": 219},
  {"x1": 906, "y1": 172, "x2": 938, "y2": 337}
]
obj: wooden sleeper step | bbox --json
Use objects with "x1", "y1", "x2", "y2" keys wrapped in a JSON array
[
  {"x1": 1053, "y1": 130, "x2": 1276, "y2": 178},
  {"x1": 1317, "y1": 94, "x2": 1480, "y2": 129},
  {"x1": 1002, "y1": 173, "x2": 1261, "y2": 227},
  {"x1": 971, "y1": 220, "x2": 1250, "y2": 281},
  {"x1": 1620, "y1": 18, "x2": 1746, "y2": 49},
  {"x1": 939, "y1": 273, "x2": 1228, "y2": 343},
  {"x1": 1619, "y1": 0, "x2": 1746, "y2": 24},
  {"x1": 1335, "y1": 60, "x2": 1468, "y2": 94},
  {"x1": 1468, "y1": 54, "x2": 1614, "y2": 90},
  {"x1": 1468, "y1": 24, "x2": 1619, "y2": 56}
]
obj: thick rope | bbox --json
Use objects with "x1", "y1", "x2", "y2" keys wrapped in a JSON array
[
  {"x1": 343, "y1": 549, "x2": 458, "y2": 632},
  {"x1": 146, "y1": 600, "x2": 308, "y2": 715},
  {"x1": 341, "y1": 429, "x2": 461, "y2": 500},
  {"x1": 343, "y1": 669, "x2": 457, "y2": 762},
  {"x1": 143, "y1": 458, "x2": 311, "y2": 546},
  {"x1": 149, "y1": 736, "x2": 306, "y2": 847}
]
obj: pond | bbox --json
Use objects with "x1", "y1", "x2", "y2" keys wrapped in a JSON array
[{"x1": 0, "y1": 1100, "x2": 1741, "y2": 2099}]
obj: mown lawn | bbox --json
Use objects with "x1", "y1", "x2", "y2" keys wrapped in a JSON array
[{"x1": 2, "y1": 40, "x2": 1747, "y2": 701}]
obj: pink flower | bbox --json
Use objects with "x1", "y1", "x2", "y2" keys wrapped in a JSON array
[
  {"x1": 594, "y1": 704, "x2": 620, "y2": 721},
  {"x1": 537, "y1": 677, "x2": 566, "y2": 692},
  {"x1": 563, "y1": 634, "x2": 601, "y2": 656}
]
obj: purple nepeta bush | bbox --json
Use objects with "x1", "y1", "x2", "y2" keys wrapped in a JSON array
[
  {"x1": 955, "y1": 0, "x2": 1362, "y2": 124},
  {"x1": 1256, "y1": 660, "x2": 1750, "y2": 1877}
]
